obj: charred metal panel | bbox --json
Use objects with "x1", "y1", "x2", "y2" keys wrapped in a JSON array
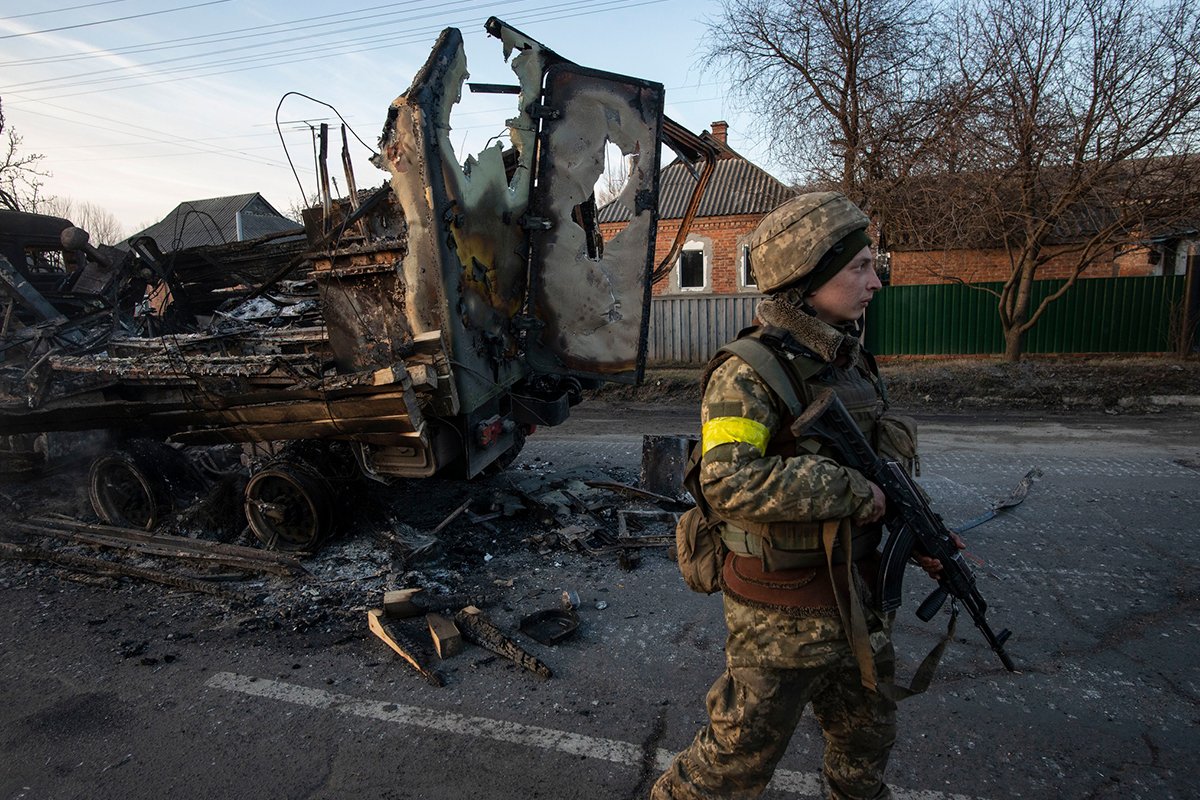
[
  {"x1": 0, "y1": 210, "x2": 72, "y2": 270},
  {"x1": 524, "y1": 65, "x2": 664, "y2": 384},
  {"x1": 372, "y1": 25, "x2": 544, "y2": 419},
  {"x1": 305, "y1": 191, "x2": 413, "y2": 374},
  {"x1": 1, "y1": 352, "x2": 429, "y2": 447},
  {"x1": 315, "y1": 256, "x2": 410, "y2": 374}
]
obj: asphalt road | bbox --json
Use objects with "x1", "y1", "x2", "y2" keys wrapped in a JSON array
[{"x1": 1, "y1": 403, "x2": 1198, "y2": 800}]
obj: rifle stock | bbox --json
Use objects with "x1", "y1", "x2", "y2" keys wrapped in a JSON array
[{"x1": 793, "y1": 390, "x2": 1016, "y2": 672}]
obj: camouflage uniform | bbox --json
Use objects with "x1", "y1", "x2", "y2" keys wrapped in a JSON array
[{"x1": 652, "y1": 308, "x2": 899, "y2": 800}]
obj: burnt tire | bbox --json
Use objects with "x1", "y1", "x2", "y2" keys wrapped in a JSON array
[
  {"x1": 243, "y1": 461, "x2": 333, "y2": 552},
  {"x1": 89, "y1": 447, "x2": 175, "y2": 530}
]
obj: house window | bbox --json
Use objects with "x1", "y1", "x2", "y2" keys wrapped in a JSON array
[
  {"x1": 678, "y1": 242, "x2": 707, "y2": 291},
  {"x1": 741, "y1": 244, "x2": 756, "y2": 290},
  {"x1": 875, "y1": 251, "x2": 891, "y2": 285}
]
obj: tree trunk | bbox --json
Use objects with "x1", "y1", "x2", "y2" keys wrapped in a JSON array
[
  {"x1": 1000, "y1": 252, "x2": 1038, "y2": 362},
  {"x1": 1003, "y1": 326, "x2": 1024, "y2": 362}
]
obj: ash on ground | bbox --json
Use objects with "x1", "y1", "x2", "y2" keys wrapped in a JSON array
[{"x1": 0, "y1": 449, "x2": 681, "y2": 650}]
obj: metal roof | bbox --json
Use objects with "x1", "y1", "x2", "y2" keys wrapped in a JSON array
[
  {"x1": 127, "y1": 193, "x2": 301, "y2": 253},
  {"x1": 598, "y1": 155, "x2": 795, "y2": 223}
]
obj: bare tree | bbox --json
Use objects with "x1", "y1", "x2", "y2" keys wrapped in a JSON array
[
  {"x1": 42, "y1": 197, "x2": 126, "y2": 245},
  {"x1": 594, "y1": 148, "x2": 632, "y2": 208},
  {"x1": 0, "y1": 99, "x2": 50, "y2": 212},
  {"x1": 936, "y1": 0, "x2": 1200, "y2": 360},
  {"x1": 703, "y1": 0, "x2": 967, "y2": 213},
  {"x1": 285, "y1": 192, "x2": 321, "y2": 224}
]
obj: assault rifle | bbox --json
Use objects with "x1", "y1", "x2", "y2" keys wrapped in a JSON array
[{"x1": 794, "y1": 390, "x2": 1016, "y2": 672}]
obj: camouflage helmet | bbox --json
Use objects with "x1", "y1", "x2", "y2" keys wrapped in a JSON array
[{"x1": 748, "y1": 192, "x2": 869, "y2": 293}]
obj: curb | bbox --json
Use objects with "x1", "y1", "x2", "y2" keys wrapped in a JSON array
[{"x1": 1120, "y1": 395, "x2": 1200, "y2": 408}]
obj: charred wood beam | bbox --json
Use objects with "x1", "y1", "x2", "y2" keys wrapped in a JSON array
[
  {"x1": 9, "y1": 518, "x2": 302, "y2": 577},
  {"x1": 23, "y1": 514, "x2": 304, "y2": 572},
  {"x1": 49, "y1": 353, "x2": 325, "y2": 380},
  {"x1": 382, "y1": 588, "x2": 489, "y2": 617},
  {"x1": 367, "y1": 608, "x2": 445, "y2": 686},
  {"x1": 0, "y1": 541, "x2": 252, "y2": 601},
  {"x1": 428, "y1": 499, "x2": 471, "y2": 536},
  {"x1": 454, "y1": 606, "x2": 552, "y2": 679},
  {"x1": 583, "y1": 480, "x2": 690, "y2": 507}
]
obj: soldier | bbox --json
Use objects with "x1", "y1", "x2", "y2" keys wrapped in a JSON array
[{"x1": 653, "y1": 192, "x2": 952, "y2": 800}]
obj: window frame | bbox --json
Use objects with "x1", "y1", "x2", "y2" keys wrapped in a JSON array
[
  {"x1": 676, "y1": 239, "x2": 709, "y2": 293},
  {"x1": 739, "y1": 242, "x2": 757, "y2": 291}
]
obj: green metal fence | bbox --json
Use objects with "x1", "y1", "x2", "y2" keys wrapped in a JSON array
[{"x1": 864, "y1": 275, "x2": 1186, "y2": 355}]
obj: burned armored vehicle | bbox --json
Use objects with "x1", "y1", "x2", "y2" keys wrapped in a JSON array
[{"x1": 0, "y1": 18, "x2": 713, "y2": 551}]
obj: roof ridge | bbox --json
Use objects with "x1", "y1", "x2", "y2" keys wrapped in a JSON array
[{"x1": 597, "y1": 155, "x2": 795, "y2": 223}]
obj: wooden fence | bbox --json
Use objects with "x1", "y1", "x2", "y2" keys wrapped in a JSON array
[{"x1": 646, "y1": 293, "x2": 764, "y2": 364}]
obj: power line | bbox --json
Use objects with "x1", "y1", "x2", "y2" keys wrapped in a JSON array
[
  {"x1": 0, "y1": 0, "x2": 465, "y2": 67},
  {"x1": 0, "y1": 0, "x2": 232, "y2": 40},
  {"x1": 0, "y1": 0, "x2": 130, "y2": 22},
  {"x1": 5, "y1": 0, "x2": 685, "y2": 177},
  {"x1": 5, "y1": 100, "x2": 292, "y2": 170},
  {"x1": 1, "y1": 0, "x2": 509, "y2": 91},
  {"x1": 51, "y1": 144, "x2": 292, "y2": 164},
  {"x1": 7, "y1": 0, "x2": 672, "y2": 101}
]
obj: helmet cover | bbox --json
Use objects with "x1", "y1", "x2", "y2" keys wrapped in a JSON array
[{"x1": 748, "y1": 192, "x2": 869, "y2": 293}]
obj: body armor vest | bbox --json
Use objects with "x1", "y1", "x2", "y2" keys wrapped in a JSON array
[{"x1": 704, "y1": 326, "x2": 885, "y2": 569}]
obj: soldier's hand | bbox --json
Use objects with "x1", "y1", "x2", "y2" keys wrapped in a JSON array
[
  {"x1": 864, "y1": 482, "x2": 886, "y2": 524},
  {"x1": 915, "y1": 532, "x2": 966, "y2": 579}
]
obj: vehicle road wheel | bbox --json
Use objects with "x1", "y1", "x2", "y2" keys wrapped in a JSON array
[
  {"x1": 243, "y1": 461, "x2": 333, "y2": 551},
  {"x1": 89, "y1": 451, "x2": 171, "y2": 530}
]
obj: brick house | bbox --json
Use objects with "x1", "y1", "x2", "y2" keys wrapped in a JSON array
[
  {"x1": 598, "y1": 121, "x2": 795, "y2": 296},
  {"x1": 865, "y1": 167, "x2": 1199, "y2": 356},
  {"x1": 882, "y1": 167, "x2": 1198, "y2": 286},
  {"x1": 887, "y1": 236, "x2": 1194, "y2": 286}
]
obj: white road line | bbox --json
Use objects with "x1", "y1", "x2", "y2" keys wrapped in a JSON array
[{"x1": 206, "y1": 671, "x2": 988, "y2": 800}]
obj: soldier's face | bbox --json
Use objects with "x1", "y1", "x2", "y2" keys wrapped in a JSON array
[{"x1": 807, "y1": 246, "x2": 881, "y2": 325}]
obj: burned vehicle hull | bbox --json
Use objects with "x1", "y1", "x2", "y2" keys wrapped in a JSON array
[{"x1": 0, "y1": 19, "x2": 702, "y2": 551}]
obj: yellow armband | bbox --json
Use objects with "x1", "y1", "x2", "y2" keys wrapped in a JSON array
[{"x1": 702, "y1": 416, "x2": 770, "y2": 456}]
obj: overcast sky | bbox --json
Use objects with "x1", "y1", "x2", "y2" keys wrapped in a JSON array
[{"x1": 0, "y1": 0, "x2": 781, "y2": 234}]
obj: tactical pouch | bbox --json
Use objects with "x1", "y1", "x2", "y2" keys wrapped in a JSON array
[
  {"x1": 876, "y1": 413, "x2": 920, "y2": 477},
  {"x1": 674, "y1": 506, "x2": 728, "y2": 594},
  {"x1": 673, "y1": 438, "x2": 730, "y2": 594}
]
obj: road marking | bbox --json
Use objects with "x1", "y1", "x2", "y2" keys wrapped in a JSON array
[{"x1": 207, "y1": 671, "x2": 989, "y2": 800}]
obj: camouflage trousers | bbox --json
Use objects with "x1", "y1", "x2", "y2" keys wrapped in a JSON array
[{"x1": 651, "y1": 596, "x2": 896, "y2": 800}]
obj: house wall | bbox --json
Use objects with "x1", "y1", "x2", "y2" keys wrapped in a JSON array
[
  {"x1": 599, "y1": 213, "x2": 765, "y2": 296},
  {"x1": 889, "y1": 243, "x2": 1161, "y2": 286}
]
